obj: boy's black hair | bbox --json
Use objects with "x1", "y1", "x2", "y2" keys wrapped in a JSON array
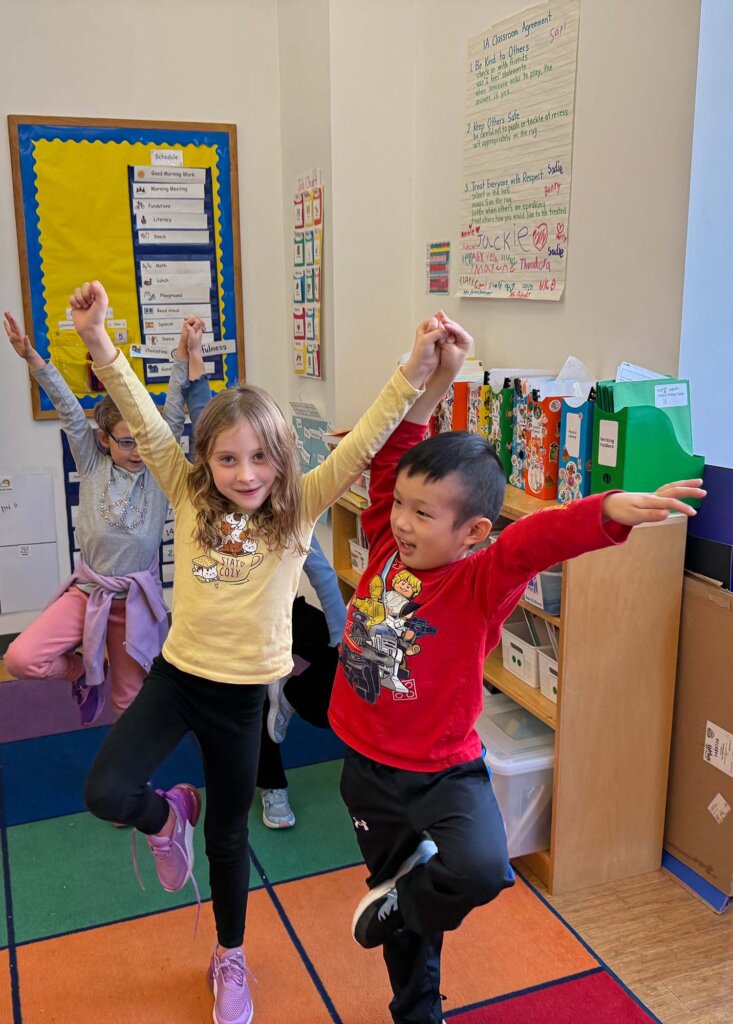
[{"x1": 397, "y1": 431, "x2": 506, "y2": 526}]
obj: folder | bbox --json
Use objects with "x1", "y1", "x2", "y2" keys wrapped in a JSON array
[
  {"x1": 524, "y1": 391, "x2": 564, "y2": 499},
  {"x1": 590, "y1": 405, "x2": 704, "y2": 499},
  {"x1": 558, "y1": 395, "x2": 595, "y2": 502},
  {"x1": 596, "y1": 378, "x2": 692, "y2": 453}
]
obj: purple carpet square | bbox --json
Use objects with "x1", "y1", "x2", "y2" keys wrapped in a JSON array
[{"x1": 0, "y1": 676, "x2": 116, "y2": 743}]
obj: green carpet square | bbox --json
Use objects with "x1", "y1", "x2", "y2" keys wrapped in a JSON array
[
  {"x1": 8, "y1": 795, "x2": 261, "y2": 944},
  {"x1": 250, "y1": 759, "x2": 361, "y2": 884}
]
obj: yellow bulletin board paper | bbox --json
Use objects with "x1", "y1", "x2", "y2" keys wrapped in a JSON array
[
  {"x1": 459, "y1": 1, "x2": 580, "y2": 301},
  {"x1": 8, "y1": 116, "x2": 244, "y2": 418}
]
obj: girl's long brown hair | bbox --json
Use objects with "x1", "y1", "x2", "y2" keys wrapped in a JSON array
[{"x1": 188, "y1": 385, "x2": 305, "y2": 554}]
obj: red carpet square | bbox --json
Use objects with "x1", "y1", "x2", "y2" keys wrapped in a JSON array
[{"x1": 450, "y1": 970, "x2": 657, "y2": 1023}]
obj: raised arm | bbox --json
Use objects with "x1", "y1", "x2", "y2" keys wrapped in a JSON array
[
  {"x1": 303, "y1": 534, "x2": 347, "y2": 646},
  {"x1": 300, "y1": 316, "x2": 453, "y2": 522},
  {"x1": 71, "y1": 281, "x2": 190, "y2": 504},
  {"x1": 163, "y1": 317, "x2": 207, "y2": 441},
  {"x1": 3, "y1": 311, "x2": 102, "y2": 475}
]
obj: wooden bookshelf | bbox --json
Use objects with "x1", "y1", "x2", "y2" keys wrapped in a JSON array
[{"x1": 331, "y1": 485, "x2": 688, "y2": 894}]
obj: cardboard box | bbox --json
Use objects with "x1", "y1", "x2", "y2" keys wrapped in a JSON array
[{"x1": 664, "y1": 575, "x2": 733, "y2": 912}]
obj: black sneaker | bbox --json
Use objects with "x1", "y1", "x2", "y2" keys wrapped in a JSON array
[
  {"x1": 353, "y1": 885, "x2": 403, "y2": 947},
  {"x1": 352, "y1": 839, "x2": 437, "y2": 948}
]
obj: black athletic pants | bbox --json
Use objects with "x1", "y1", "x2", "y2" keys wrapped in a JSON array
[
  {"x1": 340, "y1": 748, "x2": 515, "y2": 1024},
  {"x1": 84, "y1": 654, "x2": 266, "y2": 949}
]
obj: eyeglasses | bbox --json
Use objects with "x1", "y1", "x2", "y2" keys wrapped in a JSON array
[{"x1": 108, "y1": 434, "x2": 138, "y2": 452}]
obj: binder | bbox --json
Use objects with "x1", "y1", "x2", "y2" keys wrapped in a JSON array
[
  {"x1": 558, "y1": 395, "x2": 595, "y2": 502},
  {"x1": 591, "y1": 405, "x2": 704, "y2": 499}
]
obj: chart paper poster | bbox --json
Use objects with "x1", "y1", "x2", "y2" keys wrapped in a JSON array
[{"x1": 459, "y1": 1, "x2": 580, "y2": 300}]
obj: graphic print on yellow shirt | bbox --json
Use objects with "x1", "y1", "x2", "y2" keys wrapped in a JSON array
[
  {"x1": 191, "y1": 511, "x2": 264, "y2": 588},
  {"x1": 340, "y1": 552, "x2": 437, "y2": 705}
]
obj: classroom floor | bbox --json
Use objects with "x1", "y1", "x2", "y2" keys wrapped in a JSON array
[{"x1": 0, "y1": 672, "x2": 730, "y2": 1023}]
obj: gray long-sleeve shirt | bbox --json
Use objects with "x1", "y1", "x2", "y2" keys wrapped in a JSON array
[{"x1": 33, "y1": 358, "x2": 188, "y2": 577}]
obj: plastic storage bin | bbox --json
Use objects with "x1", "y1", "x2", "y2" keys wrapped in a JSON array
[
  {"x1": 537, "y1": 650, "x2": 559, "y2": 703},
  {"x1": 501, "y1": 614, "x2": 554, "y2": 688},
  {"x1": 477, "y1": 691, "x2": 555, "y2": 858},
  {"x1": 523, "y1": 563, "x2": 563, "y2": 615}
]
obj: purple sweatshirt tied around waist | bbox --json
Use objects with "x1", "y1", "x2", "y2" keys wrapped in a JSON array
[{"x1": 47, "y1": 557, "x2": 168, "y2": 688}]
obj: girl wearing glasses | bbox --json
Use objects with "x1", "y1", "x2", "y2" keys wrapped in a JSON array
[{"x1": 2, "y1": 310, "x2": 210, "y2": 723}]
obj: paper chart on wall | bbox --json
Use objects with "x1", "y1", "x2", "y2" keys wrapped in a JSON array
[
  {"x1": 458, "y1": 0, "x2": 580, "y2": 300},
  {"x1": 292, "y1": 170, "x2": 324, "y2": 378}
]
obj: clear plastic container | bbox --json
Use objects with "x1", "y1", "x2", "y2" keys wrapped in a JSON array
[{"x1": 477, "y1": 691, "x2": 555, "y2": 858}]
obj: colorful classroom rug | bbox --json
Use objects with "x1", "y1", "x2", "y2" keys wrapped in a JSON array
[{"x1": 0, "y1": 674, "x2": 661, "y2": 1023}]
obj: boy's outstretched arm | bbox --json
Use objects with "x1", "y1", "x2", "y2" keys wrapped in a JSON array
[
  {"x1": 602, "y1": 480, "x2": 706, "y2": 525},
  {"x1": 405, "y1": 313, "x2": 473, "y2": 425}
]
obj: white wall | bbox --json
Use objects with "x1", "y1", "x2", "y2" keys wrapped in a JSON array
[
  {"x1": 0, "y1": 0, "x2": 287, "y2": 633},
  {"x1": 679, "y1": 0, "x2": 733, "y2": 469}
]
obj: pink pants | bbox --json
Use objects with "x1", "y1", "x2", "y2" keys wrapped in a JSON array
[{"x1": 5, "y1": 586, "x2": 145, "y2": 717}]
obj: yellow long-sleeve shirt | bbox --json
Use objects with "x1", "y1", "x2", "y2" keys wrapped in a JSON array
[{"x1": 93, "y1": 352, "x2": 420, "y2": 684}]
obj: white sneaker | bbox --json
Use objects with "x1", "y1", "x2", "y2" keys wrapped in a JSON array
[
  {"x1": 266, "y1": 678, "x2": 296, "y2": 743},
  {"x1": 261, "y1": 788, "x2": 296, "y2": 829}
]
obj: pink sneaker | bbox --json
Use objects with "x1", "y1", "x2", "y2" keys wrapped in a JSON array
[
  {"x1": 145, "y1": 783, "x2": 202, "y2": 893},
  {"x1": 208, "y1": 947, "x2": 254, "y2": 1024}
]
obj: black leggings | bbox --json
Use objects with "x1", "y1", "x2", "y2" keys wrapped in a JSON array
[{"x1": 84, "y1": 655, "x2": 266, "y2": 948}]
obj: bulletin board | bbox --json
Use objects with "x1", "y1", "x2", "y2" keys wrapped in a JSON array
[{"x1": 8, "y1": 115, "x2": 245, "y2": 419}]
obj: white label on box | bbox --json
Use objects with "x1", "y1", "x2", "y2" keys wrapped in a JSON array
[
  {"x1": 704, "y1": 720, "x2": 733, "y2": 779},
  {"x1": 708, "y1": 793, "x2": 732, "y2": 825},
  {"x1": 564, "y1": 412, "x2": 581, "y2": 459},
  {"x1": 655, "y1": 382, "x2": 688, "y2": 408},
  {"x1": 597, "y1": 420, "x2": 619, "y2": 467}
]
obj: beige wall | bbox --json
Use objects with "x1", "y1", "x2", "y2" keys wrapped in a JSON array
[{"x1": 411, "y1": 0, "x2": 701, "y2": 380}]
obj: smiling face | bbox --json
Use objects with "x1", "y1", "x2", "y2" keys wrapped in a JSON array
[
  {"x1": 390, "y1": 469, "x2": 491, "y2": 571},
  {"x1": 98, "y1": 420, "x2": 145, "y2": 473},
  {"x1": 208, "y1": 418, "x2": 279, "y2": 512}
]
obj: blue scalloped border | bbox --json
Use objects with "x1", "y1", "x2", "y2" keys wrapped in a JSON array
[{"x1": 17, "y1": 122, "x2": 237, "y2": 413}]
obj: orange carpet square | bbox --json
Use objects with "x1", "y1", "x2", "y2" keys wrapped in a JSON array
[
  {"x1": 0, "y1": 950, "x2": 12, "y2": 1023},
  {"x1": 276, "y1": 866, "x2": 598, "y2": 1022},
  {"x1": 17, "y1": 890, "x2": 333, "y2": 1023}
]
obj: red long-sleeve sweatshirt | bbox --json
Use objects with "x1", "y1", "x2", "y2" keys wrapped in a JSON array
[{"x1": 328, "y1": 420, "x2": 631, "y2": 772}]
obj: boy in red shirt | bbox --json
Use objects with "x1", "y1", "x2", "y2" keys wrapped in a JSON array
[{"x1": 328, "y1": 315, "x2": 704, "y2": 1024}]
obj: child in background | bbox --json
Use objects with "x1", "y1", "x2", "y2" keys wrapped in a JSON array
[
  {"x1": 73, "y1": 278, "x2": 453, "y2": 1024},
  {"x1": 328, "y1": 317, "x2": 705, "y2": 1024},
  {"x1": 2, "y1": 310, "x2": 209, "y2": 721},
  {"x1": 258, "y1": 532, "x2": 346, "y2": 827}
]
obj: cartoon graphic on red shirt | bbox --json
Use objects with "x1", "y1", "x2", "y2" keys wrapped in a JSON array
[{"x1": 340, "y1": 554, "x2": 437, "y2": 705}]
